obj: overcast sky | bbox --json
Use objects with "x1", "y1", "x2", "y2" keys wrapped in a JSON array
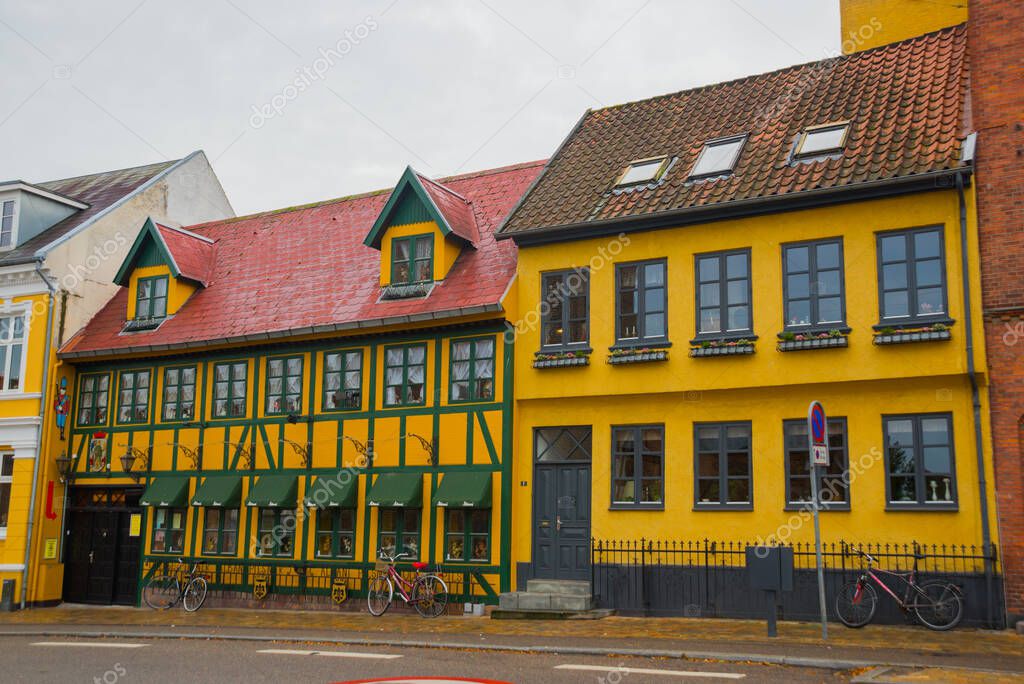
[{"x1": 0, "y1": 1, "x2": 840, "y2": 216}]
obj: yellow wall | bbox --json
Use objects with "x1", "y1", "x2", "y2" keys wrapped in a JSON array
[
  {"x1": 126, "y1": 264, "x2": 197, "y2": 319},
  {"x1": 840, "y1": 0, "x2": 967, "y2": 53},
  {"x1": 379, "y1": 221, "x2": 461, "y2": 286}
]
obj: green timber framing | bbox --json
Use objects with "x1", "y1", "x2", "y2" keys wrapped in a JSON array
[{"x1": 62, "y1": 320, "x2": 515, "y2": 607}]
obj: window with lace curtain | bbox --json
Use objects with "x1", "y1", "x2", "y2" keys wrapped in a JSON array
[
  {"x1": 384, "y1": 343, "x2": 427, "y2": 407},
  {"x1": 450, "y1": 337, "x2": 495, "y2": 402}
]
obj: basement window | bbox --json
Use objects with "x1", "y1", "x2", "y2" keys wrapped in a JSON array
[
  {"x1": 616, "y1": 156, "x2": 668, "y2": 187},
  {"x1": 794, "y1": 123, "x2": 850, "y2": 158},
  {"x1": 690, "y1": 135, "x2": 746, "y2": 179}
]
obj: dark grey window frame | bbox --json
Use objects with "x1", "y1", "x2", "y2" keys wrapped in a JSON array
[
  {"x1": 782, "y1": 237, "x2": 849, "y2": 332},
  {"x1": 883, "y1": 413, "x2": 958, "y2": 511},
  {"x1": 693, "y1": 248, "x2": 754, "y2": 342},
  {"x1": 539, "y1": 268, "x2": 590, "y2": 352},
  {"x1": 534, "y1": 426, "x2": 593, "y2": 462},
  {"x1": 693, "y1": 421, "x2": 753, "y2": 510},
  {"x1": 610, "y1": 424, "x2": 665, "y2": 510},
  {"x1": 614, "y1": 259, "x2": 669, "y2": 348},
  {"x1": 783, "y1": 417, "x2": 850, "y2": 511},
  {"x1": 875, "y1": 226, "x2": 952, "y2": 329}
]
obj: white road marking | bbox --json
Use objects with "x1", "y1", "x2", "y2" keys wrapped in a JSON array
[
  {"x1": 32, "y1": 642, "x2": 148, "y2": 649},
  {"x1": 257, "y1": 648, "x2": 402, "y2": 659},
  {"x1": 555, "y1": 664, "x2": 746, "y2": 679}
]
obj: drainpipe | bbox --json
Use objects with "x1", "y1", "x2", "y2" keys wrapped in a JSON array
[
  {"x1": 20, "y1": 259, "x2": 56, "y2": 609},
  {"x1": 956, "y1": 172, "x2": 995, "y2": 627}
]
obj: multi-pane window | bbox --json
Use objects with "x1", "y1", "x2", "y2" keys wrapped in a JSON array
[
  {"x1": 384, "y1": 344, "x2": 426, "y2": 407},
  {"x1": 885, "y1": 414, "x2": 956, "y2": 506},
  {"x1": 257, "y1": 509, "x2": 295, "y2": 557},
  {"x1": 151, "y1": 508, "x2": 185, "y2": 554},
  {"x1": 77, "y1": 374, "x2": 110, "y2": 426},
  {"x1": 202, "y1": 508, "x2": 238, "y2": 555},
  {"x1": 541, "y1": 270, "x2": 589, "y2": 349},
  {"x1": 611, "y1": 425, "x2": 664, "y2": 508},
  {"x1": 450, "y1": 337, "x2": 495, "y2": 402},
  {"x1": 212, "y1": 362, "x2": 247, "y2": 418},
  {"x1": 616, "y1": 261, "x2": 667, "y2": 345},
  {"x1": 0, "y1": 454, "x2": 12, "y2": 530},
  {"x1": 323, "y1": 350, "x2": 362, "y2": 410},
  {"x1": 315, "y1": 508, "x2": 355, "y2": 558},
  {"x1": 695, "y1": 250, "x2": 751, "y2": 336},
  {"x1": 535, "y1": 426, "x2": 592, "y2": 462},
  {"x1": 445, "y1": 509, "x2": 490, "y2": 562},
  {"x1": 1, "y1": 200, "x2": 15, "y2": 247},
  {"x1": 878, "y1": 228, "x2": 947, "y2": 322},
  {"x1": 784, "y1": 419, "x2": 849, "y2": 507},
  {"x1": 391, "y1": 234, "x2": 433, "y2": 284},
  {"x1": 695, "y1": 422, "x2": 752, "y2": 507},
  {"x1": 162, "y1": 366, "x2": 197, "y2": 421},
  {"x1": 266, "y1": 356, "x2": 303, "y2": 414},
  {"x1": 378, "y1": 508, "x2": 420, "y2": 558},
  {"x1": 136, "y1": 276, "x2": 168, "y2": 320},
  {"x1": 116, "y1": 370, "x2": 150, "y2": 424},
  {"x1": 0, "y1": 314, "x2": 25, "y2": 391},
  {"x1": 784, "y1": 239, "x2": 845, "y2": 328}
]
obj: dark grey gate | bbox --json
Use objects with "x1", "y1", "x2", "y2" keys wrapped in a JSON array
[{"x1": 532, "y1": 426, "x2": 592, "y2": 580}]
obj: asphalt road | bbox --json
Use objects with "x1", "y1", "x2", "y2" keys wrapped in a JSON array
[{"x1": 0, "y1": 635, "x2": 850, "y2": 683}]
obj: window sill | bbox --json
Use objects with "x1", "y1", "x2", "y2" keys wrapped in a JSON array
[
  {"x1": 783, "y1": 503, "x2": 850, "y2": 512},
  {"x1": 874, "y1": 329, "x2": 952, "y2": 345},
  {"x1": 693, "y1": 503, "x2": 754, "y2": 511},
  {"x1": 610, "y1": 341, "x2": 672, "y2": 351},
  {"x1": 872, "y1": 318, "x2": 954, "y2": 332},
  {"x1": 885, "y1": 502, "x2": 958, "y2": 512},
  {"x1": 777, "y1": 335, "x2": 848, "y2": 352},
  {"x1": 0, "y1": 392, "x2": 41, "y2": 401},
  {"x1": 533, "y1": 353, "x2": 590, "y2": 369},
  {"x1": 122, "y1": 317, "x2": 165, "y2": 333},
  {"x1": 607, "y1": 349, "x2": 669, "y2": 365},
  {"x1": 379, "y1": 281, "x2": 435, "y2": 300},
  {"x1": 690, "y1": 342, "x2": 755, "y2": 357},
  {"x1": 609, "y1": 503, "x2": 665, "y2": 511}
]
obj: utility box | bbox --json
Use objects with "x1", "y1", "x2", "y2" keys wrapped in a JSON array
[
  {"x1": 0, "y1": 579, "x2": 15, "y2": 611},
  {"x1": 746, "y1": 546, "x2": 794, "y2": 592}
]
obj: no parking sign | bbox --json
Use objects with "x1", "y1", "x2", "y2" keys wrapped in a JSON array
[{"x1": 807, "y1": 400, "x2": 830, "y2": 467}]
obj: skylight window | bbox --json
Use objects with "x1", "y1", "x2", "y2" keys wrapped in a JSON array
[
  {"x1": 794, "y1": 123, "x2": 850, "y2": 158},
  {"x1": 616, "y1": 157, "x2": 668, "y2": 186},
  {"x1": 690, "y1": 135, "x2": 747, "y2": 179}
]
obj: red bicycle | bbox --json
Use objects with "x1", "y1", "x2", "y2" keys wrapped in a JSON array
[
  {"x1": 366, "y1": 550, "x2": 449, "y2": 618},
  {"x1": 835, "y1": 547, "x2": 964, "y2": 631}
]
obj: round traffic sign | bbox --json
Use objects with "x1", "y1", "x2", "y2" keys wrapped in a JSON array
[{"x1": 809, "y1": 401, "x2": 827, "y2": 445}]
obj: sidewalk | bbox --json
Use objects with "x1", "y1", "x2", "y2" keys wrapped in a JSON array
[{"x1": 0, "y1": 604, "x2": 1021, "y2": 675}]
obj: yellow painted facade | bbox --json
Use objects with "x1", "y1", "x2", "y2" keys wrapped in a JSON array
[
  {"x1": 840, "y1": 0, "x2": 967, "y2": 52},
  {"x1": 125, "y1": 264, "x2": 197, "y2": 319},
  {"x1": 379, "y1": 221, "x2": 462, "y2": 286}
]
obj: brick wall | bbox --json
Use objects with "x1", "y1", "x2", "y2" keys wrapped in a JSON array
[{"x1": 969, "y1": 0, "x2": 1024, "y2": 623}]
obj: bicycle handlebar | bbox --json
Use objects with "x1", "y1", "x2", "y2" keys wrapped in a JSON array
[{"x1": 377, "y1": 550, "x2": 410, "y2": 563}]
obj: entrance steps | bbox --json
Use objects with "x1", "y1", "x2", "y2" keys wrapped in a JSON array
[{"x1": 492, "y1": 579, "x2": 614, "y2": 620}]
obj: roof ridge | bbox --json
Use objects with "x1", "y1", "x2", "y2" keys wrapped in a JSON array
[
  {"x1": 417, "y1": 172, "x2": 471, "y2": 204},
  {"x1": 589, "y1": 23, "x2": 966, "y2": 115},
  {"x1": 156, "y1": 221, "x2": 216, "y2": 244},
  {"x1": 436, "y1": 159, "x2": 547, "y2": 183},
  {"x1": 39, "y1": 158, "x2": 181, "y2": 186}
]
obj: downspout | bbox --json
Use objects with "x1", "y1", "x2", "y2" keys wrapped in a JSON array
[
  {"x1": 21, "y1": 259, "x2": 56, "y2": 609},
  {"x1": 956, "y1": 172, "x2": 995, "y2": 627}
]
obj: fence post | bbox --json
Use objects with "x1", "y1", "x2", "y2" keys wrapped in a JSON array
[{"x1": 640, "y1": 538, "x2": 648, "y2": 616}]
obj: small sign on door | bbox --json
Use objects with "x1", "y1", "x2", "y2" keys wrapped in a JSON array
[
  {"x1": 812, "y1": 444, "x2": 830, "y2": 467},
  {"x1": 128, "y1": 513, "x2": 142, "y2": 537},
  {"x1": 43, "y1": 538, "x2": 58, "y2": 560}
]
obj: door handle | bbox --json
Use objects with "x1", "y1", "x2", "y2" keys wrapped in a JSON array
[
  {"x1": 88, "y1": 551, "x2": 94, "y2": 564},
  {"x1": 556, "y1": 516, "x2": 562, "y2": 531},
  {"x1": 539, "y1": 520, "x2": 550, "y2": 528}
]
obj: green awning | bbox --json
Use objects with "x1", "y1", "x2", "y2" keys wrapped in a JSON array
[
  {"x1": 432, "y1": 471, "x2": 492, "y2": 508},
  {"x1": 366, "y1": 472, "x2": 423, "y2": 507},
  {"x1": 191, "y1": 475, "x2": 242, "y2": 507},
  {"x1": 246, "y1": 474, "x2": 298, "y2": 508},
  {"x1": 304, "y1": 475, "x2": 358, "y2": 508},
  {"x1": 140, "y1": 476, "x2": 190, "y2": 508}
]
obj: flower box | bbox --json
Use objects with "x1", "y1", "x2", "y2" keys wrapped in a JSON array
[
  {"x1": 777, "y1": 336, "x2": 848, "y2": 352},
  {"x1": 689, "y1": 343, "x2": 755, "y2": 357},
  {"x1": 873, "y1": 329, "x2": 952, "y2": 345},
  {"x1": 607, "y1": 349, "x2": 669, "y2": 365},
  {"x1": 533, "y1": 354, "x2": 590, "y2": 369}
]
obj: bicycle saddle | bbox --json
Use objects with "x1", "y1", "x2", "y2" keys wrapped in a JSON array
[{"x1": 412, "y1": 561, "x2": 428, "y2": 571}]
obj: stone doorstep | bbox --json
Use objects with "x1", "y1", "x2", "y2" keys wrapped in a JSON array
[
  {"x1": 498, "y1": 592, "x2": 594, "y2": 612},
  {"x1": 525, "y1": 579, "x2": 591, "y2": 596}
]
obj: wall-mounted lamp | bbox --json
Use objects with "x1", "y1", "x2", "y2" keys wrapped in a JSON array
[
  {"x1": 55, "y1": 451, "x2": 74, "y2": 484},
  {"x1": 119, "y1": 445, "x2": 152, "y2": 482}
]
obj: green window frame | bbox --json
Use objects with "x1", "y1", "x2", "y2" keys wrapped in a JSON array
[
  {"x1": 390, "y1": 234, "x2": 433, "y2": 284},
  {"x1": 256, "y1": 508, "x2": 295, "y2": 557},
  {"x1": 444, "y1": 509, "x2": 490, "y2": 563},
  {"x1": 76, "y1": 373, "x2": 110, "y2": 427},
  {"x1": 212, "y1": 361, "x2": 248, "y2": 418},
  {"x1": 315, "y1": 508, "x2": 355, "y2": 558},
  {"x1": 116, "y1": 370, "x2": 151, "y2": 424},
  {"x1": 450, "y1": 337, "x2": 495, "y2": 403},
  {"x1": 384, "y1": 344, "x2": 427, "y2": 407},
  {"x1": 151, "y1": 507, "x2": 186, "y2": 554},
  {"x1": 161, "y1": 366, "x2": 197, "y2": 422},
  {"x1": 323, "y1": 350, "x2": 362, "y2": 411},
  {"x1": 378, "y1": 508, "x2": 420, "y2": 559},
  {"x1": 201, "y1": 507, "x2": 238, "y2": 555},
  {"x1": 265, "y1": 356, "x2": 303, "y2": 415},
  {"x1": 136, "y1": 275, "x2": 168, "y2": 320}
]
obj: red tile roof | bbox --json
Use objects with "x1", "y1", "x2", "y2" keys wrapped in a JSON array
[
  {"x1": 60, "y1": 161, "x2": 545, "y2": 358},
  {"x1": 154, "y1": 223, "x2": 216, "y2": 286},
  {"x1": 499, "y1": 25, "x2": 970, "y2": 238},
  {"x1": 417, "y1": 173, "x2": 480, "y2": 245}
]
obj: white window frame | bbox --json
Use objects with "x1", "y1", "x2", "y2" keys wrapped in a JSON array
[
  {"x1": 689, "y1": 134, "x2": 747, "y2": 179},
  {"x1": 0, "y1": 198, "x2": 17, "y2": 250},
  {"x1": 0, "y1": 306, "x2": 30, "y2": 394},
  {"x1": 0, "y1": 452, "x2": 13, "y2": 535}
]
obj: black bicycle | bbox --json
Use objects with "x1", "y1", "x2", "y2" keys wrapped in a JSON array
[{"x1": 143, "y1": 558, "x2": 209, "y2": 612}]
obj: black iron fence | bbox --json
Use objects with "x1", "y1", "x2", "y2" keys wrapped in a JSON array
[{"x1": 591, "y1": 539, "x2": 1004, "y2": 629}]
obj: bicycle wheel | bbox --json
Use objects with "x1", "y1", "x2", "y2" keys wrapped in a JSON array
[
  {"x1": 835, "y1": 580, "x2": 877, "y2": 628},
  {"x1": 366, "y1": 575, "x2": 393, "y2": 617},
  {"x1": 143, "y1": 575, "x2": 180, "y2": 610},
  {"x1": 412, "y1": 574, "x2": 449, "y2": 618},
  {"x1": 913, "y1": 581, "x2": 964, "y2": 631},
  {"x1": 182, "y1": 576, "x2": 208, "y2": 613}
]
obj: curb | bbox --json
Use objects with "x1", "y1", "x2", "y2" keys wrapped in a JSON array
[{"x1": 0, "y1": 628, "x2": 884, "y2": 671}]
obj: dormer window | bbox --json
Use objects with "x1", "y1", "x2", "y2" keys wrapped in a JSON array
[
  {"x1": 136, "y1": 275, "x2": 168, "y2": 320},
  {"x1": 391, "y1": 234, "x2": 433, "y2": 284},
  {"x1": 0, "y1": 201, "x2": 15, "y2": 248},
  {"x1": 690, "y1": 135, "x2": 746, "y2": 180},
  {"x1": 794, "y1": 123, "x2": 850, "y2": 159},
  {"x1": 616, "y1": 156, "x2": 669, "y2": 187}
]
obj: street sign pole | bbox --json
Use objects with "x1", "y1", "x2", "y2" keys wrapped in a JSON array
[{"x1": 807, "y1": 401, "x2": 829, "y2": 640}]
